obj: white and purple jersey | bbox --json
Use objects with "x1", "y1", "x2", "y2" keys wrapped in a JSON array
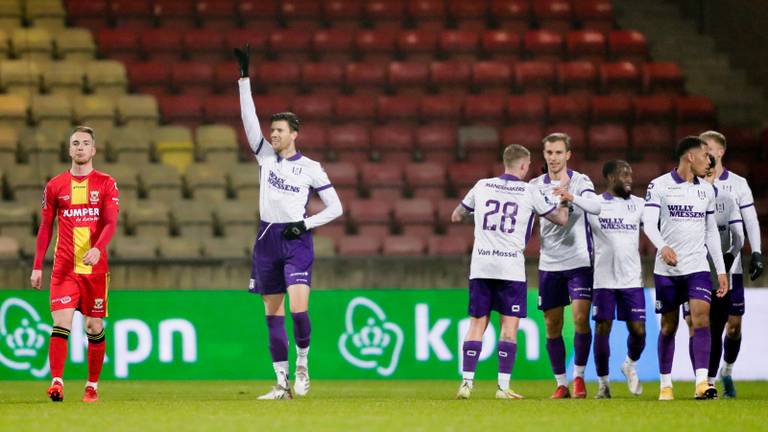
[
  {"x1": 530, "y1": 169, "x2": 596, "y2": 271},
  {"x1": 714, "y1": 168, "x2": 761, "y2": 254},
  {"x1": 712, "y1": 188, "x2": 743, "y2": 274},
  {"x1": 644, "y1": 170, "x2": 718, "y2": 276},
  {"x1": 462, "y1": 174, "x2": 556, "y2": 282},
  {"x1": 588, "y1": 193, "x2": 644, "y2": 289}
]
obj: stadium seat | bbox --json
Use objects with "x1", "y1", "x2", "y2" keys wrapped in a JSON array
[
  {"x1": 31, "y1": 94, "x2": 72, "y2": 137},
  {"x1": 292, "y1": 95, "x2": 332, "y2": 122},
  {"x1": 439, "y1": 30, "x2": 479, "y2": 61},
  {"x1": 324, "y1": 162, "x2": 359, "y2": 197},
  {"x1": 280, "y1": 0, "x2": 322, "y2": 31},
  {"x1": 202, "y1": 95, "x2": 239, "y2": 125},
  {"x1": 197, "y1": 0, "x2": 237, "y2": 30},
  {"x1": 107, "y1": 127, "x2": 152, "y2": 165},
  {"x1": 472, "y1": 61, "x2": 512, "y2": 95},
  {"x1": 20, "y1": 128, "x2": 63, "y2": 167},
  {"x1": 268, "y1": 29, "x2": 312, "y2": 62},
  {"x1": 464, "y1": 95, "x2": 507, "y2": 125},
  {"x1": 158, "y1": 95, "x2": 203, "y2": 130},
  {"x1": 0, "y1": 94, "x2": 27, "y2": 129},
  {"x1": 588, "y1": 124, "x2": 629, "y2": 157},
  {"x1": 140, "y1": 166, "x2": 184, "y2": 203},
  {"x1": 65, "y1": 0, "x2": 109, "y2": 32},
  {"x1": 127, "y1": 201, "x2": 171, "y2": 237},
  {"x1": 0, "y1": 204, "x2": 33, "y2": 240},
  {"x1": 301, "y1": 62, "x2": 344, "y2": 94},
  {"x1": 323, "y1": 0, "x2": 363, "y2": 30},
  {"x1": 444, "y1": 224, "x2": 475, "y2": 248},
  {"x1": 0, "y1": 126, "x2": 18, "y2": 169},
  {"x1": 140, "y1": 29, "x2": 183, "y2": 62},
  {"x1": 110, "y1": 0, "x2": 153, "y2": 29},
  {"x1": 533, "y1": 0, "x2": 572, "y2": 34},
  {"x1": 675, "y1": 96, "x2": 716, "y2": 124},
  {"x1": 238, "y1": 0, "x2": 279, "y2": 31},
  {"x1": 404, "y1": 162, "x2": 447, "y2": 200},
  {"x1": 398, "y1": 30, "x2": 438, "y2": 62},
  {"x1": 548, "y1": 94, "x2": 590, "y2": 123},
  {"x1": 0, "y1": 60, "x2": 41, "y2": 98},
  {"x1": 110, "y1": 234, "x2": 159, "y2": 259},
  {"x1": 429, "y1": 60, "x2": 471, "y2": 96},
  {"x1": 329, "y1": 124, "x2": 370, "y2": 163},
  {"x1": 502, "y1": 124, "x2": 546, "y2": 148},
  {"x1": 481, "y1": 30, "x2": 521, "y2": 62},
  {"x1": 184, "y1": 163, "x2": 230, "y2": 206},
  {"x1": 599, "y1": 61, "x2": 640, "y2": 95},
  {"x1": 633, "y1": 95, "x2": 675, "y2": 122},
  {"x1": 428, "y1": 235, "x2": 471, "y2": 256},
  {"x1": 630, "y1": 160, "x2": 664, "y2": 188},
  {"x1": 72, "y1": 95, "x2": 116, "y2": 138},
  {"x1": 126, "y1": 62, "x2": 171, "y2": 98},
  {"x1": 54, "y1": 28, "x2": 96, "y2": 61},
  {"x1": 215, "y1": 201, "x2": 258, "y2": 238},
  {"x1": 448, "y1": 0, "x2": 487, "y2": 31},
  {"x1": 360, "y1": 163, "x2": 404, "y2": 199},
  {"x1": 25, "y1": 0, "x2": 66, "y2": 30},
  {"x1": 387, "y1": 62, "x2": 429, "y2": 96},
  {"x1": 377, "y1": 95, "x2": 420, "y2": 124},
  {"x1": 116, "y1": 95, "x2": 159, "y2": 130},
  {"x1": 489, "y1": 0, "x2": 530, "y2": 33},
  {"x1": 348, "y1": 199, "x2": 392, "y2": 226},
  {"x1": 203, "y1": 236, "x2": 252, "y2": 259},
  {"x1": 566, "y1": 30, "x2": 606, "y2": 64},
  {"x1": 105, "y1": 164, "x2": 140, "y2": 199},
  {"x1": 313, "y1": 223, "x2": 347, "y2": 241},
  {"x1": 417, "y1": 124, "x2": 457, "y2": 163},
  {"x1": 459, "y1": 126, "x2": 501, "y2": 162},
  {"x1": 171, "y1": 62, "x2": 213, "y2": 96},
  {"x1": 515, "y1": 61, "x2": 557, "y2": 95},
  {"x1": 393, "y1": 197, "x2": 435, "y2": 226},
  {"x1": 408, "y1": 0, "x2": 446, "y2": 31},
  {"x1": 345, "y1": 62, "x2": 388, "y2": 96},
  {"x1": 507, "y1": 94, "x2": 547, "y2": 124},
  {"x1": 183, "y1": 29, "x2": 225, "y2": 64},
  {"x1": 170, "y1": 199, "x2": 215, "y2": 237},
  {"x1": 421, "y1": 94, "x2": 463, "y2": 124},
  {"x1": 382, "y1": 236, "x2": 426, "y2": 256},
  {"x1": 435, "y1": 198, "x2": 459, "y2": 226},
  {"x1": 85, "y1": 61, "x2": 128, "y2": 96},
  {"x1": 355, "y1": 29, "x2": 398, "y2": 64},
  {"x1": 41, "y1": 62, "x2": 82, "y2": 97},
  {"x1": 643, "y1": 63, "x2": 684, "y2": 94},
  {"x1": 335, "y1": 95, "x2": 378, "y2": 123},
  {"x1": 546, "y1": 123, "x2": 586, "y2": 150},
  {"x1": 6, "y1": 166, "x2": 46, "y2": 203},
  {"x1": 557, "y1": 61, "x2": 598, "y2": 95},
  {"x1": 574, "y1": 0, "x2": 614, "y2": 32},
  {"x1": 154, "y1": 0, "x2": 196, "y2": 29},
  {"x1": 337, "y1": 236, "x2": 382, "y2": 256},
  {"x1": 195, "y1": 124, "x2": 239, "y2": 164},
  {"x1": 372, "y1": 124, "x2": 415, "y2": 164},
  {"x1": 295, "y1": 123, "x2": 328, "y2": 161},
  {"x1": 608, "y1": 30, "x2": 648, "y2": 66},
  {"x1": 158, "y1": 237, "x2": 203, "y2": 259},
  {"x1": 577, "y1": 161, "x2": 603, "y2": 184},
  {"x1": 153, "y1": 126, "x2": 195, "y2": 173},
  {"x1": 255, "y1": 62, "x2": 301, "y2": 96},
  {"x1": 11, "y1": 28, "x2": 52, "y2": 62},
  {"x1": 365, "y1": 0, "x2": 404, "y2": 29},
  {"x1": 591, "y1": 94, "x2": 632, "y2": 124},
  {"x1": 312, "y1": 29, "x2": 354, "y2": 62},
  {"x1": 524, "y1": 30, "x2": 563, "y2": 61}
]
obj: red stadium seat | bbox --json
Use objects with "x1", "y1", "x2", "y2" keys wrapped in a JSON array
[
  {"x1": 280, "y1": 0, "x2": 322, "y2": 31},
  {"x1": 365, "y1": 0, "x2": 404, "y2": 29},
  {"x1": 223, "y1": 30, "x2": 267, "y2": 63},
  {"x1": 158, "y1": 95, "x2": 203, "y2": 129},
  {"x1": 140, "y1": 29, "x2": 183, "y2": 62},
  {"x1": 675, "y1": 96, "x2": 716, "y2": 124},
  {"x1": 524, "y1": 30, "x2": 564, "y2": 61},
  {"x1": 323, "y1": 0, "x2": 363, "y2": 30},
  {"x1": 331, "y1": 124, "x2": 370, "y2": 162},
  {"x1": 97, "y1": 29, "x2": 140, "y2": 63},
  {"x1": 533, "y1": 0, "x2": 573, "y2": 34},
  {"x1": 464, "y1": 95, "x2": 507, "y2": 125},
  {"x1": 577, "y1": 161, "x2": 603, "y2": 184},
  {"x1": 294, "y1": 124, "x2": 328, "y2": 160},
  {"x1": 127, "y1": 62, "x2": 171, "y2": 97},
  {"x1": 566, "y1": 30, "x2": 606, "y2": 64},
  {"x1": 183, "y1": 29, "x2": 225, "y2": 64},
  {"x1": 421, "y1": 94, "x2": 463, "y2": 124},
  {"x1": 345, "y1": 62, "x2": 388, "y2": 96},
  {"x1": 719, "y1": 126, "x2": 759, "y2": 155},
  {"x1": 324, "y1": 162, "x2": 359, "y2": 189},
  {"x1": 588, "y1": 124, "x2": 629, "y2": 156},
  {"x1": 301, "y1": 63, "x2": 344, "y2": 94},
  {"x1": 643, "y1": 63, "x2": 684, "y2": 94},
  {"x1": 608, "y1": 30, "x2": 648, "y2": 66},
  {"x1": 371, "y1": 124, "x2": 415, "y2": 163},
  {"x1": 154, "y1": 0, "x2": 196, "y2": 29},
  {"x1": 481, "y1": 30, "x2": 522, "y2": 62},
  {"x1": 515, "y1": 61, "x2": 557, "y2": 95},
  {"x1": 313, "y1": 223, "x2": 346, "y2": 240},
  {"x1": 335, "y1": 95, "x2": 377, "y2": 123},
  {"x1": 388, "y1": 62, "x2": 430, "y2": 95},
  {"x1": 507, "y1": 94, "x2": 547, "y2": 123},
  {"x1": 337, "y1": 236, "x2": 382, "y2": 256},
  {"x1": 255, "y1": 62, "x2": 300, "y2": 96},
  {"x1": 490, "y1": 0, "x2": 531, "y2": 33},
  {"x1": 400, "y1": 224, "x2": 437, "y2": 238},
  {"x1": 502, "y1": 124, "x2": 545, "y2": 148},
  {"x1": 599, "y1": 61, "x2": 640, "y2": 95},
  {"x1": 398, "y1": 30, "x2": 438, "y2": 62},
  {"x1": 202, "y1": 95, "x2": 239, "y2": 124},
  {"x1": 252, "y1": 95, "x2": 291, "y2": 119},
  {"x1": 269, "y1": 30, "x2": 312, "y2": 62},
  {"x1": 428, "y1": 235, "x2": 471, "y2": 256},
  {"x1": 460, "y1": 127, "x2": 501, "y2": 163},
  {"x1": 313, "y1": 29, "x2": 355, "y2": 62},
  {"x1": 430, "y1": 61, "x2": 472, "y2": 96},
  {"x1": 436, "y1": 199, "x2": 459, "y2": 225},
  {"x1": 355, "y1": 30, "x2": 398, "y2": 63},
  {"x1": 472, "y1": 61, "x2": 512, "y2": 95},
  {"x1": 361, "y1": 164, "x2": 404, "y2": 199},
  {"x1": 630, "y1": 160, "x2": 664, "y2": 189},
  {"x1": 407, "y1": 0, "x2": 447, "y2": 31},
  {"x1": 417, "y1": 124, "x2": 458, "y2": 157},
  {"x1": 591, "y1": 94, "x2": 632, "y2": 124},
  {"x1": 405, "y1": 161, "x2": 447, "y2": 190},
  {"x1": 448, "y1": 0, "x2": 487, "y2": 31},
  {"x1": 67, "y1": 0, "x2": 110, "y2": 32},
  {"x1": 171, "y1": 62, "x2": 213, "y2": 96},
  {"x1": 449, "y1": 162, "x2": 495, "y2": 189},
  {"x1": 438, "y1": 30, "x2": 479, "y2": 61},
  {"x1": 197, "y1": 0, "x2": 237, "y2": 30},
  {"x1": 377, "y1": 95, "x2": 421, "y2": 124},
  {"x1": 292, "y1": 95, "x2": 332, "y2": 121},
  {"x1": 393, "y1": 198, "x2": 435, "y2": 225},
  {"x1": 238, "y1": 1, "x2": 279, "y2": 30},
  {"x1": 548, "y1": 94, "x2": 590, "y2": 123},
  {"x1": 382, "y1": 236, "x2": 426, "y2": 256},
  {"x1": 633, "y1": 95, "x2": 675, "y2": 122},
  {"x1": 444, "y1": 224, "x2": 475, "y2": 248},
  {"x1": 111, "y1": 0, "x2": 153, "y2": 29},
  {"x1": 574, "y1": 0, "x2": 614, "y2": 33},
  {"x1": 546, "y1": 123, "x2": 586, "y2": 150},
  {"x1": 557, "y1": 61, "x2": 598, "y2": 95}
]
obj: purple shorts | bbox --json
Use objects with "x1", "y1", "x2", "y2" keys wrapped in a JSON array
[
  {"x1": 707, "y1": 273, "x2": 745, "y2": 319},
  {"x1": 249, "y1": 221, "x2": 314, "y2": 295},
  {"x1": 468, "y1": 279, "x2": 527, "y2": 318},
  {"x1": 591, "y1": 288, "x2": 646, "y2": 322},
  {"x1": 653, "y1": 272, "x2": 711, "y2": 314},
  {"x1": 538, "y1": 267, "x2": 593, "y2": 311}
]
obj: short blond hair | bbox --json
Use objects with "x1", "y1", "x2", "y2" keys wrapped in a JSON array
[
  {"x1": 70, "y1": 125, "x2": 95, "y2": 142},
  {"x1": 542, "y1": 132, "x2": 571, "y2": 151},
  {"x1": 503, "y1": 144, "x2": 530, "y2": 168},
  {"x1": 699, "y1": 130, "x2": 726, "y2": 149}
]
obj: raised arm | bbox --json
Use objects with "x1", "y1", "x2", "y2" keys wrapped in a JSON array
[{"x1": 239, "y1": 78, "x2": 274, "y2": 162}]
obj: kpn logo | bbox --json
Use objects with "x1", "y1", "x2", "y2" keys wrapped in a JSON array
[
  {"x1": 0, "y1": 298, "x2": 51, "y2": 378},
  {"x1": 338, "y1": 297, "x2": 403, "y2": 376}
]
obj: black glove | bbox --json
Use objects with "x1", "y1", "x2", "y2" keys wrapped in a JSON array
[
  {"x1": 233, "y1": 44, "x2": 251, "y2": 78},
  {"x1": 723, "y1": 253, "x2": 735, "y2": 273},
  {"x1": 750, "y1": 251, "x2": 764, "y2": 281},
  {"x1": 282, "y1": 221, "x2": 307, "y2": 240}
]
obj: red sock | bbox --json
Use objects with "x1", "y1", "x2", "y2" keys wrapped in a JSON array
[
  {"x1": 87, "y1": 330, "x2": 106, "y2": 383},
  {"x1": 49, "y1": 326, "x2": 70, "y2": 379}
]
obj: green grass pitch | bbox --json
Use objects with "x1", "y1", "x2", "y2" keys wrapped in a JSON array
[{"x1": 2, "y1": 380, "x2": 767, "y2": 431}]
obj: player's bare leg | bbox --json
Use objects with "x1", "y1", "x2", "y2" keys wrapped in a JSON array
[
  {"x1": 495, "y1": 315, "x2": 523, "y2": 399},
  {"x1": 690, "y1": 299, "x2": 717, "y2": 399},
  {"x1": 48, "y1": 308, "x2": 75, "y2": 402},
  {"x1": 571, "y1": 299, "x2": 591, "y2": 398},
  {"x1": 658, "y1": 310, "x2": 678, "y2": 400},
  {"x1": 258, "y1": 294, "x2": 293, "y2": 400},
  {"x1": 288, "y1": 284, "x2": 311, "y2": 397},
  {"x1": 620, "y1": 320, "x2": 645, "y2": 396},
  {"x1": 457, "y1": 316, "x2": 489, "y2": 399},
  {"x1": 544, "y1": 307, "x2": 569, "y2": 398},
  {"x1": 593, "y1": 319, "x2": 612, "y2": 399},
  {"x1": 720, "y1": 315, "x2": 742, "y2": 398},
  {"x1": 83, "y1": 316, "x2": 105, "y2": 402}
]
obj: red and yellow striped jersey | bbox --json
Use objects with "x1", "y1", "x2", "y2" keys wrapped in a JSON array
[{"x1": 33, "y1": 169, "x2": 119, "y2": 275}]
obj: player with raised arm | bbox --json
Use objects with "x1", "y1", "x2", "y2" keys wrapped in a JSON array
[
  {"x1": 453, "y1": 144, "x2": 568, "y2": 400},
  {"x1": 643, "y1": 136, "x2": 728, "y2": 401},
  {"x1": 236, "y1": 45, "x2": 343, "y2": 400},
  {"x1": 587, "y1": 160, "x2": 646, "y2": 399},
  {"x1": 30, "y1": 126, "x2": 119, "y2": 402},
  {"x1": 700, "y1": 131, "x2": 761, "y2": 398},
  {"x1": 529, "y1": 133, "x2": 601, "y2": 399}
]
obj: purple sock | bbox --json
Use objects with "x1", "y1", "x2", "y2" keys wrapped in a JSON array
[
  {"x1": 462, "y1": 341, "x2": 483, "y2": 374},
  {"x1": 266, "y1": 315, "x2": 288, "y2": 362},
  {"x1": 627, "y1": 332, "x2": 645, "y2": 361},
  {"x1": 692, "y1": 327, "x2": 711, "y2": 370},
  {"x1": 657, "y1": 332, "x2": 675, "y2": 374},
  {"x1": 593, "y1": 334, "x2": 610, "y2": 377},
  {"x1": 546, "y1": 337, "x2": 566, "y2": 375},
  {"x1": 291, "y1": 312, "x2": 311, "y2": 349},
  {"x1": 574, "y1": 331, "x2": 591, "y2": 367},
  {"x1": 688, "y1": 336, "x2": 695, "y2": 372},
  {"x1": 723, "y1": 336, "x2": 741, "y2": 364},
  {"x1": 709, "y1": 331, "x2": 723, "y2": 378},
  {"x1": 498, "y1": 341, "x2": 517, "y2": 375}
]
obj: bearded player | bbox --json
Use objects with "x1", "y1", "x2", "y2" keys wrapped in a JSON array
[{"x1": 30, "y1": 126, "x2": 119, "y2": 403}]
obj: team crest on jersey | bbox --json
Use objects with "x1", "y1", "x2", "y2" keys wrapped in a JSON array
[
  {"x1": 697, "y1": 190, "x2": 706, "y2": 200},
  {"x1": 292, "y1": 166, "x2": 303, "y2": 176},
  {"x1": 716, "y1": 202, "x2": 725, "y2": 212},
  {"x1": 94, "y1": 298, "x2": 104, "y2": 310},
  {"x1": 627, "y1": 203, "x2": 638, "y2": 212},
  {"x1": 89, "y1": 190, "x2": 99, "y2": 204}
]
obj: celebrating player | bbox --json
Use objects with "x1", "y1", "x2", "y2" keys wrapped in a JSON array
[
  {"x1": 30, "y1": 126, "x2": 119, "y2": 403},
  {"x1": 643, "y1": 136, "x2": 728, "y2": 400},
  {"x1": 700, "y1": 131, "x2": 762, "y2": 397},
  {"x1": 236, "y1": 45, "x2": 343, "y2": 400},
  {"x1": 587, "y1": 160, "x2": 646, "y2": 399},
  {"x1": 452, "y1": 144, "x2": 568, "y2": 400},
  {"x1": 529, "y1": 133, "x2": 601, "y2": 399}
]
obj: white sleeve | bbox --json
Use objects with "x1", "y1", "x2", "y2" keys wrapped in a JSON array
[
  {"x1": 728, "y1": 198, "x2": 744, "y2": 254},
  {"x1": 570, "y1": 175, "x2": 600, "y2": 215},
  {"x1": 642, "y1": 205, "x2": 666, "y2": 250},
  {"x1": 461, "y1": 184, "x2": 477, "y2": 213},
  {"x1": 239, "y1": 78, "x2": 275, "y2": 165},
  {"x1": 305, "y1": 187, "x2": 342, "y2": 230},
  {"x1": 741, "y1": 205, "x2": 761, "y2": 253},
  {"x1": 530, "y1": 185, "x2": 556, "y2": 216},
  {"x1": 707, "y1": 210, "x2": 726, "y2": 274}
]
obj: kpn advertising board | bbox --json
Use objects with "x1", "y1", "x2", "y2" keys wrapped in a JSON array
[{"x1": 1, "y1": 289, "x2": 766, "y2": 381}]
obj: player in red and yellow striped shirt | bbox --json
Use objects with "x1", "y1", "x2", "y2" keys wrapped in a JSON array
[{"x1": 30, "y1": 126, "x2": 119, "y2": 403}]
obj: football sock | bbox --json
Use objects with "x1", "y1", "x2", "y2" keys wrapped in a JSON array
[
  {"x1": 627, "y1": 331, "x2": 645, "y2": 362},
  {"x1": 462, "y1": 340, "x2": 482, "y2": 381},
  {"x1": 723, "y1": 335, "x2": 741, "y2": 365},
  {"x1": 692, "y1": 327, "x2": 711, "y2": 372},
  {"x1": 573, "y1": 331, "x2": 592, "y2": 375},
  {"x1": 721, "y1": 362, "x2": 734, "y2": 377},
  {"x1": 266, "y1": 315, "x2": 289, "y2": 364},
  {"x1": 87, "y1": 329, "x2": 106, "y2": 384},
  {"x1": 657, "y1": 332, "x2": 675, "y2": 375},
  {"x1": 291, "y1": 312, "x2": 311, "y2": 350},
  {"x1": 594, "y1": 333, "x2": 610, "y2": 378},
  {"x1": 598, "y1": 376, "x2": 609, "y2": 386},
  {"x1": 497, "y1": 341, "x2": 516, "y2": 390},
  {"x1": 49, "y1": 326, "x2": 70, "y2": 381},
  {"x1": 660, "y1": 374, "x2": 672, "y2": 388},
  {"x1": 296, "y1": 346, "x2": 309, "y2": 369},
  {"x1": 623, "y1": 355, "x2": 636, "y2": 367},
  {"x1": 546, "y1": 337, "x2": 566, "y2": 376},
  {"x1": 708, "y1": 331, "x2": 723, "y2": 379},
  {"x1": 688, "y1": 336, "x2": 695, "y2": 372},
  {"x1": 555, "y1": 374, "x2": 568, "y2": 387}
]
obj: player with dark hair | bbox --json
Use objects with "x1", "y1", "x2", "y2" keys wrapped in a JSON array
[
  {"x1": 588, "y1": 160, "x2": 646, "y2": 398},
  {"x1": 643, "y1": 136, "x2": 728, "y2": 400},
  {"x1": 236, "y1": 45, "x2": 343, "y2": 400},
  {"x1": 31, "y1": 126, "x2": 119, "y2": 403}
]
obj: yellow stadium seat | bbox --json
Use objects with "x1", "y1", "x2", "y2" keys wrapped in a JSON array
[
  {"x1": 158, "y1": 236, "x2": 203, "y2": 259},
  {"x1": 25, "y1": 0, "x2": 67, "y2": 31},
  {"x1": 0, "y1": 235, "x2": 20, "y2": 258},
  {"x1": 6, "y1": 165, "x2": 46, "y2": 204},
  {"x1": 229, "y1": 164, "x2": 260, "y2": 202},
  {"x1": 0, "y1": 203, "x2": 33, "y2": 238},
  {"x1": 203, "y1": 236, "x2": 251, "y2": 258},
  {"x1": 108, "y1": 126, "x2": 152, "y2": 165},
  {"x1": 0, "y1": 60, "x2": 41, "y2": 97},
  {"x1": 0, "y1": 94, "x2": 27, "y2": 129},
  {"x1": 11, "y1": 28, "x2": 53, "y2": 61},
  {"x1": 140, "y1": 167, "x2": 184, "y2": 202},
  {"x1": 214, "y1": 201, "x2": 258, "y2": 238},
  {"x1": 101, "y1": 163, "x2": 139, "y2": 200},
  {"x1": 170, "y1": 199, "x2": 215, "y2": 238},
  {"x1": 54, "y1": 28, "x2": 96, "y2": 61},
  {"x1": 195, "y1": 124, "x2": 239, "y2": 164},
  {"x1": 31, "y1": 94, "x2": 72, "y2": 137},
  {"x1": 116, "y1": 95, "x2": 158, "y2": 129},
  {"x1": 20, "y1": 128, "x2": 63, "y2": 168},
  {"x1": 110, "y1": 234, "x2": 158, "y2": 259},
  {"x1": 0, "y1": 1, "x2": 22, "y2": 32},
  {"x1": 127, "y1": 201, "x2": 170, "y2": 237},
  {"x1": 0, "y1": 30, "x2": 9, "y2": 57},
  {"x1": 185, "y1": 163, "x2": 228, "y2": 202},
  {"x1": 72, "y1": 94, "x2": 116, "y2": 139},
  {"x1": 42, "y1": 61, "x2": 84, "y2": 97},
  {"x1": 154, "y1": 126, "x2": 194, "y2": 173},
  {"x1": 85, "y1": 60, "x2": 127, "y2": 96},
  {"x1": 0, "y1": 126, "x2": 18, "y2": 169}
]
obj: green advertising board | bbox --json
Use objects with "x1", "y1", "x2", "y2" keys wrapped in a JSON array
[{"x1": 0, "y1": 290, "x2": 574, "y2": 380}]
